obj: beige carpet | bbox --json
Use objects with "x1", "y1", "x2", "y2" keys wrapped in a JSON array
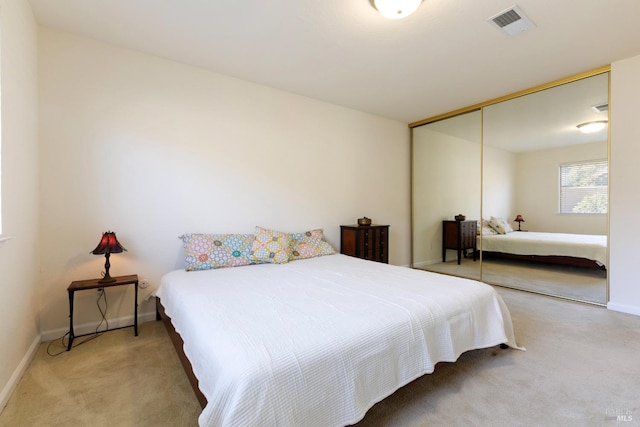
[
  {"x1": 424, "y1": 258, "x2": 607, "y2": 305},
  {"x1": 2, "y1": 288, "x2": 639, "y2": 426},
  {"x1": 0, "y1": 322, "x2": 201, "y2": 427}
]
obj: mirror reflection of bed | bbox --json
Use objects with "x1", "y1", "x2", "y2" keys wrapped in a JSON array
[
  {"x1": 412, "y1": 71, "x2": 609, "y2": 306},
  {"x1": 480, "y1": 228, "x2": 607, "y2": 304}
]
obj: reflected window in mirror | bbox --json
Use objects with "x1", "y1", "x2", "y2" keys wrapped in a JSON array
[{"x1": 559, "y1": 159, "x2": 608, "y2": 214}]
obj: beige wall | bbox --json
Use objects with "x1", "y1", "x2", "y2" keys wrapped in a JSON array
[
  {"x1": 609, "y1": 54, "x2": 640, "y2": 315},
  {"x1": 37, "y1": 28, "x2": 410, "y2": 337},
  {"x1": 483, "y1": 145, "x2": 516, "y2": 222},
  {"x1": 0, "y1": 0, "x2": 40, "y2": 410},
  {"x1": 514, "y1": 141, "x2": 608, "y2": 234}
]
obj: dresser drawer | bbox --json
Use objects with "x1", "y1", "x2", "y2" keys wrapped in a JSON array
[{"x1": 340, "y1": 225, "x2": 389, "y2": 263}]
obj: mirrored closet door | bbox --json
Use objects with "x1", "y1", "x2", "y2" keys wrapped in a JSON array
[
  {"x1": 412, "y1": 110, "x2": 481, "y2": 281},
  {"x1": 411, "y1": 69, "x2": 609, "y2": 305},
  {"x1": 481, "y1": 72, "x2": 608, "y2": 305}
]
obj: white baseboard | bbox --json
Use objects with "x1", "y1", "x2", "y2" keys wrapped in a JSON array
[
  {"x1": 412, "y1": 259, "x2": 440, "y2": 269},
  {"x1": 607, "y1": 302, "x2": 640, "y2": 316},
  {"x1": 0, "y1": 334, "x2": 40, "y2": 413},
  {"x1": 41, "y1": 310, "x2": 157, "y2": 342}
]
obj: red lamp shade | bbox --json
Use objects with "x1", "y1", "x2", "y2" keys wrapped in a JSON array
[
  {"x1": 91, "y1": 231, "x2": 126, "y2": 283},
  {"x1": 513, "y1": 215, "x2": 525, "y2": 223},
  {"x1": 91, "y1": 231, "x2": 126, "y2": 255}
]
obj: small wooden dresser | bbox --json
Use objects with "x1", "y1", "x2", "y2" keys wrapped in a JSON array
[
  {"x1": 442, "y1": 220, "x2": 477, "y2": 265},
  {"x1": 340, "y1": 224, "x2": 389, "y2": 263}
]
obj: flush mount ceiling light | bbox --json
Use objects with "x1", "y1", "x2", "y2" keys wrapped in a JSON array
[
  {"x1": 576, "y1": 120, "x2": 608, "y2": 134},
  {"x1": 371, "y1": 0, "x2": 423, "y2": 19}
]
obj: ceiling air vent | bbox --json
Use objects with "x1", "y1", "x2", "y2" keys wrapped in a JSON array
[
  {"x1": 592, "y1": 103, "x2": 609, "y2": 113},
  {"x1": 488, "y1": 5, "x2": 535, "y2": 37}
]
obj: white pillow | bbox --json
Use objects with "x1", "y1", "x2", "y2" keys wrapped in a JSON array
[
  {"x1": 488, "y1": 216, "x2": 514, "y2": 234},
  {"x1": 480, "y1": 219, "x2": 497, "y2": 235}
]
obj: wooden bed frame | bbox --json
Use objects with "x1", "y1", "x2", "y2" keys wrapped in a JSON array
[
  {"x1": 482, "y1": 251, "x2": 606, "y2": 271},
  {"x1": 156, "y1": 297, "x2": 208, "y2": 408}
]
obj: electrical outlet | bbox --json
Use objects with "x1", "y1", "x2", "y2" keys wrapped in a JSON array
[{"x1": 139, "y1": 279, "x2": 150, "y2": 289}]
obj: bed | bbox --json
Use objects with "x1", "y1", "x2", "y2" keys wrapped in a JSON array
[
  {"x1": 156, "y1": 253, "x2": 521, "y2": 426},
  {"x1": 481, "y1": 231, "x2": 607, "y2": 270}
]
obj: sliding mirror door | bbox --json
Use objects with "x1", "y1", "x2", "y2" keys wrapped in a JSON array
[
  {"x1": 481, "y1": 72, "x2": 609, "y2": 304},
  {"x1": 412, "y1": 110, "x2": 481, "y2": 280}
]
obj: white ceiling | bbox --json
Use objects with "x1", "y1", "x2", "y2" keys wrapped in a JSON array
[
  {"x1": 28, "y1": 0, "x2": 640, "y2": 124},
  {"x1": 424, "y1": 72, "x2": 609, "y2": 152}
]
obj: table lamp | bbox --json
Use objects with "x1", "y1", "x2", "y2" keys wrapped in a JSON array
[
  {"x1": 91, "y1": 231, "x2": 127, "y2": 283},
  {"x1": 513, "y1": 215, "x2": 525, "y2": 231}
]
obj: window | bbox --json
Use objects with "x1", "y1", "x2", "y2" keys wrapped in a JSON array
[{"x1": 559, "y1": 159, "x2": 608, "y2": 214}]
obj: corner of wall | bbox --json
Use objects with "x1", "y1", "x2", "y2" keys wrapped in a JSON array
[{"x1": 0, "y1": 334, "x2": 40, "y2": 413}]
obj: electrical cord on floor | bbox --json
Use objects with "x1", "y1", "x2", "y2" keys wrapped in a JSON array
[
  {"x1": 47, "y1": 288, "x2": 110, "y2": 357},
  {"x1": 95, "y1": 287, "x2": 110, "y2": 334}
]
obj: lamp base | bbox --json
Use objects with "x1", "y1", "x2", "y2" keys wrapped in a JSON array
[{"x1": 99, "y1": 252, "x2": 116, "y2": 283}]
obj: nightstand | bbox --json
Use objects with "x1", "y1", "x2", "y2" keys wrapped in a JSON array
[
  {"x1": 442, "y1": 220, "x2": 477, "y2": 265},
  {"x1": 340, "y1": 224, "x2": 389, "y2": 263},
  {"x1": 67, "y1": 274, "x2": 139, "y2": 351}
]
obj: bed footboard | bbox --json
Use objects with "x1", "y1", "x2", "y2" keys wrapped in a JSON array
[{"x1": 156, "y1": 297, "x2": 208, "y2": 408}]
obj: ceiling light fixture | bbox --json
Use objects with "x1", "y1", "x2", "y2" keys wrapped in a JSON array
[
  {"x1": 576, "y1": 120, "x2": 608, "y2": 134},
  {"x1": 371, "y1": 0, "x2": 423, "y2": 19}
]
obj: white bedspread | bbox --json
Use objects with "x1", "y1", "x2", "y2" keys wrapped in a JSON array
[
  {"x1": 482, "y1": 231, "x2": 607, "y2": 266},
  {"x1": 156, "y1": 254, "x2": 521, "y2": 427}
]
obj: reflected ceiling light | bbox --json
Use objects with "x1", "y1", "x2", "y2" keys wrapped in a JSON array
[
  {"x1": 576, "y1": 120, "x2": 608, "y2": 134},
  {"x1": 371, "y1": 0, "x2": 423, "y2": 19}
]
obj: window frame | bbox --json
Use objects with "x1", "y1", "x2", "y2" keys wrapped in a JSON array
[{"x1": 558, "y1": 158, "x2": 608, "y2": 215}]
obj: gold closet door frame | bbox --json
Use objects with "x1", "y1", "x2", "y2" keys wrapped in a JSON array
[{"x1": 409, "y1": 65, "x2": 610, "y2": 128}]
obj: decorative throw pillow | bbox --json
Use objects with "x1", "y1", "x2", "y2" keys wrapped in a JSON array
[
  {"x1": 251, "y1": 226, "x2": 291, "y2": 264},
  {"x1": 289, "y1": 229, "x2": 336, "y2": 261},
  {"x1": 488, "y1": 216, "x2": 514, "y2": 234},
  {"x1": 180, "y1": 233, "x2": 256, "y2": 271},
  {"x1": 482, "y1": 225, "x2": 499, "y2": 235}
]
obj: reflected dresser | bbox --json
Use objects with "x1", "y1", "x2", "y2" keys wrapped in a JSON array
[{"x1": 442, "y1": 220, "x2": 477, "y2": 265}]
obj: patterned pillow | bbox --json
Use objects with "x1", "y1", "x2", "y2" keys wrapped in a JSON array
[
  {"x1": 289, "y1": 229, "x2": 336, "y2": 261},
  {"x1": 251, "y1": 226, "x2": 291, "y2": 264},
  {"x1": 180, "y1": 233, "x2": 256, "y2": 271},
  {"x1": 488, "y1": 216, "x2": 514, "y2": 234},
  {"x1": 482, "y1": 225, "x2": 499, "y2": 235},
  {"x1": 481, "y1": 219, "x2": 498, "y2": 235}
]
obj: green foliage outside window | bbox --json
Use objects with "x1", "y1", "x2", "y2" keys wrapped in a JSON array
[{"x1": 560, "y1": 160, "x2": 608, "y2": 214}]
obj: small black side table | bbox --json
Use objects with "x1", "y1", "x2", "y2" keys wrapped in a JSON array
[{"x1": 67, "y1": 274, "x2": 139, "y2": 351}]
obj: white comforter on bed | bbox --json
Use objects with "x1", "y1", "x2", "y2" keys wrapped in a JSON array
[
  {"x1": 156, "y1": 254, "x2": 521, "y2": 427},
  {"x1": 482, "y1": 231, "x2": 607, "y2": 266}
]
